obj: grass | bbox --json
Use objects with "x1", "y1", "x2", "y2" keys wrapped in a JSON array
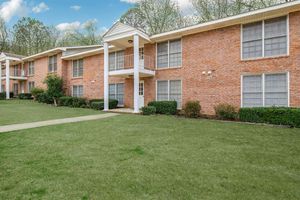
[
  {"x1": 0, "y1": 112, "x2": 299, "y2": 199},
  {"x1": 0, "y1": 100, "x2": 101, "y2": 125}
]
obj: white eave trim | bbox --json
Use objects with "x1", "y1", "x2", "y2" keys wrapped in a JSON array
[
  {"x1": 22, "y1": 48, "x2": 65, "y2": 61},
  {"x1": 150, "y1": 1, "x2": 300, "y2": 41},
  {"x1": 61, "y1": 48, "x2": 104, "y2": 60},
  {"x1": 104, "y1": 29, "x2": 150, "y2": 43}
]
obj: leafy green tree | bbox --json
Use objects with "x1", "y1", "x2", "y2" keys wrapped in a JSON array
[
  {"x1": 0, "y1": 18, "x2": 9, "y2": 52},
  {"x1": 44, "y1": 74, "x2": 63, "y2": 106},
  {"x1": 12, "y1": 17, "x2": 56, "y2": 56}
]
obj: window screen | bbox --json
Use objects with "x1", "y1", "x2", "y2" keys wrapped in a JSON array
[
  {"x1": 169, "y1": 80, "x2": 182, "y2": 108},
  {"x1": 109, "y1": 52, "x2": 116, "y2": 71},
  {"x1": 169, "y1": 39, "x2": 182, "y2": 67},
  {"x1": 265, "y1": 73, "x2": 288, "y2": 107},
  {"x1": 116, "y1": 51, "x2": 125, "y2": 70},
  {"x1": 242, "y1": 75, "x2": 263, "y2": 107},
  {"x1": 49, "y1": 55, "x2": 57, "y2": 72},
  {"x1": 157, "y1": 81, "x2": 168, "y2": 101},
  {"x1": 157, "y1": 42, "x2": 169, "y2": 69},
  {"x1": 242, "y1": 22, "x2": 263, "y2": 59},
  {"x1": 73, "y1": 59, "x2": 83, "y2": 77},
  {"x1": 28, "y1": 61, "x2": 34, "y2": 75},
  {"x1": 264, "y1": 17, "x2": 287, "y2": 57},
  {"x1": 72, "y1": 85, "x2": 83, "y2": 97},
  {"x1": 109, "y1": 83, "x2": 124, "y2": 106}
]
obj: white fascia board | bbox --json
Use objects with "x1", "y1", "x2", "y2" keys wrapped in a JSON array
[
  {"x1": 22, "y1": 48, "x2": 65, "y2": 61},
  {"x1": 61, "y1": 48, "x2": 105, "y2": 60},
  {"x1": 104, "y1": 30, "x2": 150, "y2": 43},
  {"x1": 150, "y1": 1, "x2": 300, "y2": 41}
]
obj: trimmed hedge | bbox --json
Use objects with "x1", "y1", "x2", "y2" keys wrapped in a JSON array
[
  {"x1": 141, "y1": 106, "x2": 156, "y2": 115},
  {"x1": 58, "y1": 96, "x2": 87, "y2": 108},
  {"x1": 0, "y1": 92, "x2": 14, "y2": 99},
  {"x1": 148, "y1": 101, "x2": 177, "y2": 115},
  {"x1": 18, "y1": 93, "x2": 33, "y2": 100},
  {"x1": 90, "y1": 99, "x2": 119, "y2": 110},
  {"x1": 36, "y1": 93, "x2": 53, "y2": 104},
  {"x1": 214, "y1": 103, "x2": 237, "y2": 120},
  {"x1": 239, "y1": 107, "x2": 300, "y2": 128}
]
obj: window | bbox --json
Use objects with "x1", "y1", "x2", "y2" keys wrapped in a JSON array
[
  {"x1": 28, "y1": 61, "x2": 34, "y2": 75},
  {"x1": 109, "y1": 51, "x2": 124, "y2": 71},
  {"x1": 157, "y1": 80, "x2": 182, "y2": 108},
  {"x1": 28, "y1": 81, "x2": 35, "y2": 92},
  {"x1": 72, "y1": 85, "x2": 83, "y2": 97},
  {"x1": 48, "y1": 55, "x2": 57, "y2": 72},
  {"x1": 1, "y1": 85, "x2": 4, "y2": 92},
  {"x1": 109, "y1": 83, "x2": 124, "y2": 106},
  {"x1": 242, "y1": 16, "x2": 287, "y2": 59},
  {"x1": 73, "y1": 59, "x2": 83, "y2": 77},
  {"x1": 13, "y1": 65, "x2": 19, "y2": 76},
  {"x1": 242, "y1": 73, "x2": 288, "y2": 107},
  {"x1": 13, "y1": 83, "x2": 18, "y2": 96},
  {"x1": 157, "y1": 39, "x2": 182, "y2": 69}
]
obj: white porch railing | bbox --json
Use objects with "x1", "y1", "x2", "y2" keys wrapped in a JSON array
[
  {"x1": 1, "y1": 69, "x2": 27, "y2": 77},
  {"x1": 110, "y1": 54, "x2": 155, "y2": 71}
]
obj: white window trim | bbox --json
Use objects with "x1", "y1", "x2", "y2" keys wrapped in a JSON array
[
  {"x1": 155, "y1": 79, "x2": 182, "y2": 109},
  {"x1": 48, "y1": 55, "x2": 58, "y2": 73},
  {"x1": 241, "y1": 15, "x2": 289, "y2": 61},
  {"x1": 156, "y1": 38, "x2": 182, "y2": 70},
  {"x1": 109, "y1": 50, "x2": 125, "y2": 71},
  {"x1": 72, "y1": 59, "x2": 83, "y2": 78},
  {"x1": 28, "y1": 61, "x2": 34, "y2": 76},
  {"x1": 241, "y1": 72, "x2": 290, "y2": 108},
  {"x1": 109, "y1": 83, "x2": 124, "y2": 107},
  {"x1": 72, "y1": 85, "x2": 83, "y2": 97}
]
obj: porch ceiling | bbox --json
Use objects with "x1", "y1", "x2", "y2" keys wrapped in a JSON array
[{"x1": 109, "y1": 68, "x2": 155, "y2": 78}]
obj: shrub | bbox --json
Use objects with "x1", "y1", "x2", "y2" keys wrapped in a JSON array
[
  {"x1": 43, "y1": 74, "x2": 63, "y2": 106},
  {"x1": 141, "y1": 106, "x2": 156, "y2": 115},
  {"x1": 90, "y1": 99, "x2": 119, "y2": 110},
  {"x1": 18, "y1": 93, "x2": 33, "y2": 100},
  {"x1": 148, "y1": 101, "x2": 177, "y2": 115},
  {"x1": 91, "y1": 101, "x2": 104, "y2": 110},
  {"x1": 59, "y1": 96, "x2": 74, "y2": 106},
  {"x1": 89, "y1": 99, "x2": 103, "y2": 104},
  {"x1": 214, "y1": 103, "x2": 238, "y2": 120},
  {"x1": 30, "y1": 87, "x2": 44, "y2": 98},
  {"x1": 72, "y1": 97, "x2": 87, "y2": 108},
  {"x1": 184, "y1": 101, "x2": 201, "y2": 118},
  {"x1": 36, "y1": 92, "x2": 53, "y2": 104},
  {"x1": 239, "y1": 107, "x2": 300, "y2": 128},
  {"x1": 0, "y1": 92, "x2": 14, "y2": 99}
]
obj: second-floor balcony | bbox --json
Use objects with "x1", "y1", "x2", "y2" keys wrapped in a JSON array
[
  {"x1": 109, "y1": 54, "x2": 155, "y2": 78},
  {"x1": 1, "y1": 69, "x2": 28, "y2": 80}
]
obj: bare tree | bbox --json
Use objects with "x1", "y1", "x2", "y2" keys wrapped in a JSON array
[
  {"x1": 191, "y1": 0, "x2": 294, "y2": 23},
  {"x1": 0, "y1": 18, "x2": 9, "y2": 52},
  {"x1": 120, "y1": 0, "x2": 185, "y2": 35}
]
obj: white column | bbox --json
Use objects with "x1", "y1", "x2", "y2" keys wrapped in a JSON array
[
  {"x1": 133, "y1": 34, "x2": 140, "y2": 113},
  {"x1": 0, "y1": 62, "x2": 2, "y2": 92},
  {"x1": 103, "y1": 42, "x2": 109, "y2": 111},
  {"x1": 5, "y1": 59, "x2": 10, "y2": 99}
]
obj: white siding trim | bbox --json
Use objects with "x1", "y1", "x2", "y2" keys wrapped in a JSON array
[
  {"x1": 287, "y1": 71, "x2": 290, "y2": 107},
  {"x1": 240, "y1": 75, "x2": 243, "y2": 107},
  {"x1": 287, "y1": 14, "x2": 290, "y2": 56},
  {"x1": 262, "y1": 74, "x2": 265, "y2": 107}
]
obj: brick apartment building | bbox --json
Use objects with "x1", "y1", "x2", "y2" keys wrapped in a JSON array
[{"x1": 1, "y1": 1, "x2": 300, "y2": 114}]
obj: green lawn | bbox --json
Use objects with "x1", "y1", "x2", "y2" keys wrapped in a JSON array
[
  {"x1": 0, "y1": 109, "x2": 299, "y2": 199},
  {"x1": 0, "y1": 100, "x2": 101, "y2": 125}
]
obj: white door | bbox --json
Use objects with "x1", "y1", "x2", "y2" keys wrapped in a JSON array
[
  {"x1": 139, "y1": 81, "x2": 144, "y2": 108},
  {"x1": 139, "y1": 47, "x2": 144, "y2": 69}
]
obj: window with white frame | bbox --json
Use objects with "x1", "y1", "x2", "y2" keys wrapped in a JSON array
[
  {"x1": 157, "y1": 39, "x2": 182, "y2": 69},
  {"x1": 73, "y1": 59, "x2": 83, "y2": 77},
  {"x1": 28, "y1": 81, "x2": 35, "y2": 92},
  {"x1": 242, "y1": 73, "x2": 288, "y2": 107},
  {"x1": 48, "y1": 55, "x2": 57, "y2": 72},
  {"x1": 109, "y1": 51, "x2": 124, "y2": 71},
  {"x1": 109, "y1": 83, "x2": 124, "y2": 106},
  {"x1": 1, "y1": 85, "x2": 4, "y2": 92},
  {"x1": 28, "y1": 61, "x2": 34, "y2": 75},
  {"x1": 242, "y1": 16, "x2": 287, "y2": 59},
  {"x1": 72, "y1": 85, "x2": 83, "y2": 97},
  {"x1": 157, "y1": 80, "x2": 182, "y2": 108},
  {"x1": 13, "y1": 65, "x2": 19, "y2": 76}
]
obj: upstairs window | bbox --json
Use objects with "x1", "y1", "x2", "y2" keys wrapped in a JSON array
[
  {"x1": 48, "y1": 55, "x2": 57, "y2": 72},
  {"x1": 157, "y1": 39, "x2": 182, "y2": 69},
  {"x1": 73, "y1": 59, "x2": 83, "y2": 77},
  {"x1": 109, "y1": 51, "x2": 124, "y2": 71},
  {"x1": 242, "y1": 16, "x2": 287, "y2": 59},
  {"x1": 28, "y1": 61, "x2": 34, "y2": 75}
]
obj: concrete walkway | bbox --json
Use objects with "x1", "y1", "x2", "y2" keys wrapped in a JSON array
[{"x1": 0, "y1": 113, "x2": 119, "y2": 133}]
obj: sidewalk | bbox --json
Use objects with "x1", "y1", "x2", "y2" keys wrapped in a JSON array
[{"x1": 0, "y1": 113, "x2": 119, "y2": 133}]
